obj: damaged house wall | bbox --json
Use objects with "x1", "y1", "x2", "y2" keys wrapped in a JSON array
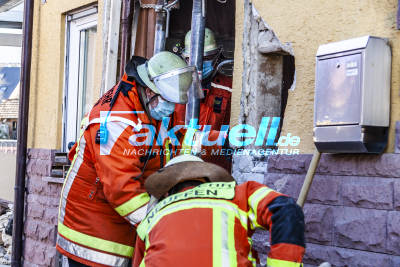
[
  {"x1": 232, "y1": 0, "x2": 400, "y2": 266},
  {"x1": 232, "y1": 0, "x2": 295, "y2": 186},
  {"x1": 237, "y1": 0, "x2": 294, "y2": 144}
]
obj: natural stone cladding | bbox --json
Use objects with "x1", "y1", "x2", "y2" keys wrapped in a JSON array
[
  {"x1": 232, "y1": 153, "x2": 400, "y2": 267},
  {"x1": 23, "y1": 148, "x2": 61, "y2": 267}
]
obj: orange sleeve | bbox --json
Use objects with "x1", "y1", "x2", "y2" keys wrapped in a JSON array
[
  {"x1": 132, "y1": 236, "x2": 146, "y2": 267},
  {"x1": 87, "y1": 123, "x2": 150, "y2": 226},
  {"x1": 243, "y1": 181, "x2": 305, "y2": 264}
]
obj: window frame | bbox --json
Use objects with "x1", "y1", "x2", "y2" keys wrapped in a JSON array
[{"x1": 61, "y1": 6, "x2": 98, "y2": 151}]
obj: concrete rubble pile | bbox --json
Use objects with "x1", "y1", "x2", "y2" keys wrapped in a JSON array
[{"x1": 0, "y1": 204, "x2": 12, "y2": 265}]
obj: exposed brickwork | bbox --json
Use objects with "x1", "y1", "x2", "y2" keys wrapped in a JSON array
[
  {"x1": 23, "y1": 148, "x2": 61, "y2": 267},
  {"x1": 232, "y1": 153, "x2": 400, "y2": 266}
]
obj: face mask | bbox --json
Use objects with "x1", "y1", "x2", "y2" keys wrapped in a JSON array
[
  {"x1": 202, "y1": 60, "x2": 214, "y2": 79},
  {"x1": 149, "y1": 96, "x2": 175, "y2": 120}
]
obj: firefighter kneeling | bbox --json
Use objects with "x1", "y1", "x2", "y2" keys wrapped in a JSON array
[{"x1": 133, "y1": 155, "x2": 305, "y2": 267}]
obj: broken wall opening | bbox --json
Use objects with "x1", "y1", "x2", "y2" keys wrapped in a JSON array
[
  {"x1": 166, "y1": 0, "x2": 235, "y2": 60},
  {"x1": 239, "y1": 0, "x2": 295, "y2": 152}
]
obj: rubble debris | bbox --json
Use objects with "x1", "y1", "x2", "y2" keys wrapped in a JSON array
[{"x1": 0, "y1": 204, "x2": 12, "y2": 265}]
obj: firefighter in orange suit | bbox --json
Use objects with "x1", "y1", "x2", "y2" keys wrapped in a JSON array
[
  {"x1": 57, "y1": 52, "x2": 201, "y2": 267},
  {"x1": 133, "y1": 155, "x2": 305, "y2": 267},
  {"x1": 174, "y1": 28, "x2": 233, "y2": 172}
]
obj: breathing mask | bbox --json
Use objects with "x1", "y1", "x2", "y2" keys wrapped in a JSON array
[
  {"x1": 202, "y1": 60, "x2": 214, "y2": 79},
  {"x1": 148, "y1": 96, "x2": 175, "y2": 121}
]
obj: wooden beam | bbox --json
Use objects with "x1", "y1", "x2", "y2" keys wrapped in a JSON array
[{"x1": 104, "y1": 0, "x2": 122, "y2": 91}]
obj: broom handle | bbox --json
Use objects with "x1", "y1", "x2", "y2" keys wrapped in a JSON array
[{"x1": 297, "y1": 150, "x2": 321, "y2": 208}]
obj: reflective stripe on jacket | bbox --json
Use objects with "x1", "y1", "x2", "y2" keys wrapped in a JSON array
[
  {"x1": 57, "y1": 76, "x2": 178, "y2": 266},
  {"x1": 133, "y1": 181, "x2": 305, "y2": 267}
]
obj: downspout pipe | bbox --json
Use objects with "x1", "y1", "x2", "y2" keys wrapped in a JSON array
[
  {"x1": 185, "y1": 0, "x2": 206, "y2": 125},
  {"x1": 153, "y1": 0, "x2": 166, "y2": 54},
  {"x1": 119, "y1": 0, "x2": 132, "y2": 78},
  {"x1": 12, "y1": 0, "x2": 34, "y2": 266}
]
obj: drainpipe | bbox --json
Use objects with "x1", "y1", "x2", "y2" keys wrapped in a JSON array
[
  {"x1": 119, "y1": 0, "x2": 132, "y2": 78},
  {"x1": 185, "y1": 0, "x2": 206, "y2": 125},
  {"x1": 12, "y1": 0, "x2": 34, "y2": 266},
  {"x1": 153, "y1": 0, "x2": 166, "y2": 54},
  {"x1": 153, "y1": 0, "x2": 178, "y2": 54}
]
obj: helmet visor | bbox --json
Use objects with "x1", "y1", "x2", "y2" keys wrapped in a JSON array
[{"x1": 152, "y1": 66, "x2": 203, "y2": 104}]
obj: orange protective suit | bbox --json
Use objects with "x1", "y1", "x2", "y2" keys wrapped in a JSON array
[
  {"x1": 133, "y1": 181, "x2": 305, "y2": 267},
  {"x1": 57, "y1": 75, "x2": 183, "y2": 266}
]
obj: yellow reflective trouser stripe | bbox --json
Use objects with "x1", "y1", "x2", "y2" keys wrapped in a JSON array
[
  {"x1": 248, "y1": 187, "x2": 274, "y2": 229},
  {"x1": 137, "y1": 199, "x2": 247, "y2": 242},
  {"x1": 57, "y1": 234, "x2": 129, "y2": 266},
  {"x1": 58, "y1": 222, "x2": 134, "y2": 257},
  {"x1": 267, "y1": 258, "x2": 302, "y2": 267},
  {"x1": 115, "y1": 193, "x2": 150, "y2": 217}
]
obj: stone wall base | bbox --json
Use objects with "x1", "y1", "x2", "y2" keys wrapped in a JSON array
[
  {"x1": 23, "y1": 149, "x2": 62, "y2": 267},
  {"x1": 232, "y1": 153, "x2": 400, "y2": 267}
]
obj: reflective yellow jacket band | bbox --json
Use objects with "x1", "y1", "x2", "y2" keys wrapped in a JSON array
[
  {"x1": 115, "y1": 193, "x2": 150, "y2": 217},
  {"x1": 137, "y1": 198, "x2": 248, "y2": 241},
  {"x1": 267, "y1": 258, "x2": 302, "y2": 267},
  {"x1": 58, "y1": 222, "x2": 134, "y2": 257},
  {"x1": 248, "y1": 187, "x2": 274, "y2": 229},
  {"x1": 144, "y1": 181, "x2": 236, "y2": 221}
]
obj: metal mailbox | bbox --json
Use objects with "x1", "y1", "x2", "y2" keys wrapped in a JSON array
[{"x1": 314, "y1": 36, "x2": 391, "y2": 153}]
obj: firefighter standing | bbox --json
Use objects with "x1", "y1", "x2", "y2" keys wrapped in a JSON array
[
  {"x1": 175, "y1": 28, "x2": 233, "y2": 171},
  {"x1": 57, "y1": 52, "x2": 198, "y2": 267},
  {"x1": 133, "y1": 155, "x2": 305, "y2": 267}
]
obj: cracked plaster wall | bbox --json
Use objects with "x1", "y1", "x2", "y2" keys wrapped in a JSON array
[
  {"x1": 232, "y1": 0, "x2": 294, "y2": 151},
  {"x1": 232, "y1": 0, "x2": 400, "y2": 154}
]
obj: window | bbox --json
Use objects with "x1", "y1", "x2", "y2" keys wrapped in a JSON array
[{"x1": 62, "y1": 7, "x2": 98, "y2": 151}]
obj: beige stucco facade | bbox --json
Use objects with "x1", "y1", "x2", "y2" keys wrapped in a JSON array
[
  {"x1": 28, "y1": 0, "x2": 400, "y2": 154},
  {"x1": 232, "y1": 0, "x2": 400, "y2": 154},
  {"x1": 28, "y1": 0, "x2": 103, "y2": 149}
]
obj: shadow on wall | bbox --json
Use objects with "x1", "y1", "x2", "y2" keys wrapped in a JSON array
[{"x1": 239, "y1": 0, "x2": 295, "y2": 151}]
